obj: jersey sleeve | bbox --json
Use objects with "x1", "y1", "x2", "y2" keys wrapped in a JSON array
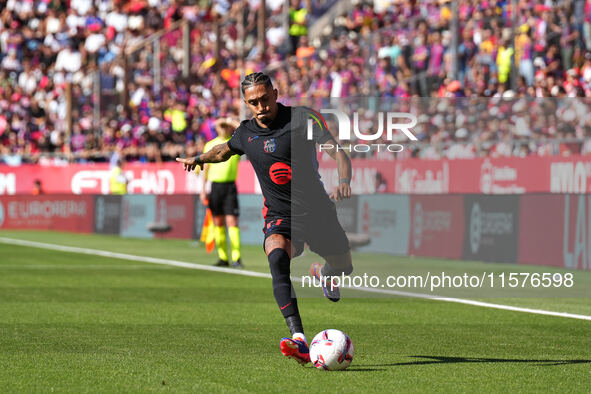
[
  {"x1": 227, "y1": 128, "x2": 245, "y2": 155},
  {"x1": 310, "y1": 116, "x2": 332, "y2": 145}
]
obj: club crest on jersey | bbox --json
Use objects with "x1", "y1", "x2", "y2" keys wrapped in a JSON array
[{"x1": 264, "y1": 138, "x2": 276, "y2": 153}]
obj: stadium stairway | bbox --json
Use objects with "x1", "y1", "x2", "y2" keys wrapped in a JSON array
[{"x1": 308, "y1": 0, "x2": 355, "y2": 41}]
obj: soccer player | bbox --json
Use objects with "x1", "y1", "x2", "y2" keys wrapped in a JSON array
[
  {"x1": 201, "y1": 117, "x2": 243, "y2": 268},
  {"x1": 177, "y1": 72, "x2": 353, "y2": 366}
]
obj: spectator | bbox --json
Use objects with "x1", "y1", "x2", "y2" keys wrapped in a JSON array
[
  {"x1": 289, "y1": 0, "x2": 308, "y2": 55},
  {"x1": 3, "y1": 0, "x2": 591, "y2": 164},
  {"x1": 374, "y1": 171, "x2": 387, "y2": 193},
  {"x1": 32, "y1": 179, "x2": 43, "y2": 195}
]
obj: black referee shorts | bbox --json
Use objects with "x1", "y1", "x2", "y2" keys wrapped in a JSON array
[
  {"x1": 209, "y1": 181, "x2": 239, "y2": 217},
  {"x1": 263, "y1": 205, "x2": 350, "y2": 258}
]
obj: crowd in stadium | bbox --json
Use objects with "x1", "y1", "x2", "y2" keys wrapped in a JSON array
[{"x1": 1, "y1": 0, "x2": 591, "y2": 165}]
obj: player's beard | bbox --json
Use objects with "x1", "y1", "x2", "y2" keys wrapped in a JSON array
[{"x1": 257, "y1": 114, "x2": 273, "y2": 125}]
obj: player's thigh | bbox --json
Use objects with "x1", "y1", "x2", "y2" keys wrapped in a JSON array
[
  {"x1": 306, "y1": 209, "x2": 350, "y2": 257},
  {"x1": 264, "y1": 217, "x2": 303, "y2": 258}
]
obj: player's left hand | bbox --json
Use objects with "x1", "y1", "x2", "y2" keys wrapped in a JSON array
[{"x1": 330, "y1": 183, "x2": 351, "y2": 201}]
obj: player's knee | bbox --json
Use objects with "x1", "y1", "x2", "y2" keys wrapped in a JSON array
[{"x1": 264, "y1": 234, "x2": 291, "y2": 257}]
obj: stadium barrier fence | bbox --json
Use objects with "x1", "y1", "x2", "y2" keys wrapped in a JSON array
[
  {"x1": 0, "y1": 193, "x2": 590, "y2": 272},
  {"x1": 3, "y1": 154, "x2": 591, "y2": 196}
]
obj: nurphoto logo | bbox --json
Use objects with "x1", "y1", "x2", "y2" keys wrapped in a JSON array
[{"x1": 306, "y1": 109, "x2": 418, "y2": 153}]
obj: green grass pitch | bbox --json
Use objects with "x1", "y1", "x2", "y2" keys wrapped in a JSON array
[{"x1": 0, "y1": 230, "x2": 590, "y2": 392}]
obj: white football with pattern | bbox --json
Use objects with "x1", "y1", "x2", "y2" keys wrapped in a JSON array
[{"x1": 309, "y1": 329, "x2": 354, "y2": 371}]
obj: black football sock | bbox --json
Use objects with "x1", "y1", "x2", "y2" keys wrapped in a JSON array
[
  {"x1": 267, "y1": 248, "x2": 299, "y2": 319},
  {"x1": 285, "y1": 314, "x2": 304, "y2": 336}
]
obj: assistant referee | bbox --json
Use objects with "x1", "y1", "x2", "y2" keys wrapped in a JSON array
[{"x1": 201, "y1": 117, "x2": 243, "y2": 268}]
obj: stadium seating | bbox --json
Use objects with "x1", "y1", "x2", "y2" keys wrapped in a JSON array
[{"x1": 1, "y1": 0, "x2": 591, "y2": 164}]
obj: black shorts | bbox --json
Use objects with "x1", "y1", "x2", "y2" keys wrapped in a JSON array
[
  {"x1": 263, "y1": 206, "x2": 350, "y2": 257},
  {"x1": 209, "y1": 182, "x2": 239, "y2": 216}
]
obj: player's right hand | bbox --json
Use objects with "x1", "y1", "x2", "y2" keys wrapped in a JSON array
[
  {"x1": 176, "y1": 156, "x2": 204, "y2": 172},
  {"x1": 330, "y1": 182, "x2": 352, "y2": 201}
]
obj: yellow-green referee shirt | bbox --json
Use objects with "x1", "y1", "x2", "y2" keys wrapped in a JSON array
[{"x1": 204, "y1": 136, "x2": 240, "y2": 182}]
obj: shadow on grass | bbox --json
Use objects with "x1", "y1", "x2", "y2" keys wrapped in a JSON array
[
  {"x1": 304, "y1": 356, "x2": 591, "y2": 372},
  {"x1": 365, "y1": 355, "x2": 591, "y2": 367},
  {"x1": 337, "y1": 367, "x2": 386, "y2": 372}
]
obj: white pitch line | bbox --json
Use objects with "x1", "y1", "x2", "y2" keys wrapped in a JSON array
[
  {"x1": 0, "y1": 237, "x2": 271, "y2": 279},
  {"x1": 0, "y1": 264, "x2": 174, "y2": 270},
  {"x1": 340, "y1": 285, "x2": 591, "y2": 321},
  {"x1": 1, "y1": 236, "x2": 590, "y2": 322}
]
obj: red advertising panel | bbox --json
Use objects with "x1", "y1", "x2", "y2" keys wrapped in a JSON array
[
  {"x1": 313, "y1": 156, "x2": 551, "y2": 194},
  {"x1": 0, "y1": 162, "x2": 260, "y2": 195},
  {"x1": 517, "y1": 195, "x2": 565, "y2": 268},
  {"x1": 395, "y1": 160, "x2": 450, "y2": 194},
  {"x1": 558, "y1": 195, "x2": 591, "y2": 271},
  {"x1": 452, "y1": 157, "x2": 541, "y2": 195},
  {"x1": 518, "y1": 194, "x2": 591, "y2": 271},
  {"x1": 0, "y1": 195, "x2": 94, "y2": 233},
  {"x1": 323, "y1": 155, "x2": 591, "y2": 195},
  {"x1": 317, "y1": 158, "x2": 396, "y2": 194},
  {"x1": 2, "y1": 155, "x2": 591, "y2": 196},
  {"x1": 409, "y1": 195, "x2": 465, "y2": 259},
  {"x1": 547, "y1": 158, "x2": 591, "y2": 194},
  {"x1": 393, "y1": 156, "x2": 551, "y2": 194},
  {"x1": 154, "y1": 195, "x2": 195, "y2": 239}
]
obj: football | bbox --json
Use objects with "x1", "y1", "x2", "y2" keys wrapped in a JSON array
[{"x1": 309, "y1": 329, "x2": 354, "y2": 371}]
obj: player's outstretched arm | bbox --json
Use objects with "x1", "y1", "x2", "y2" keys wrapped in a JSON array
[
  {"x1": 321, "y1": 137, "x2": 352, "y2": 201},
  {"x1": 176, "y1": 142, "x2": 235, "y2": 172}
]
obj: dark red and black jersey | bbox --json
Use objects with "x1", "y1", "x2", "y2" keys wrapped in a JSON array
[{"x1": 227, "y1": 103, "x2": 333, "y2": 218}]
